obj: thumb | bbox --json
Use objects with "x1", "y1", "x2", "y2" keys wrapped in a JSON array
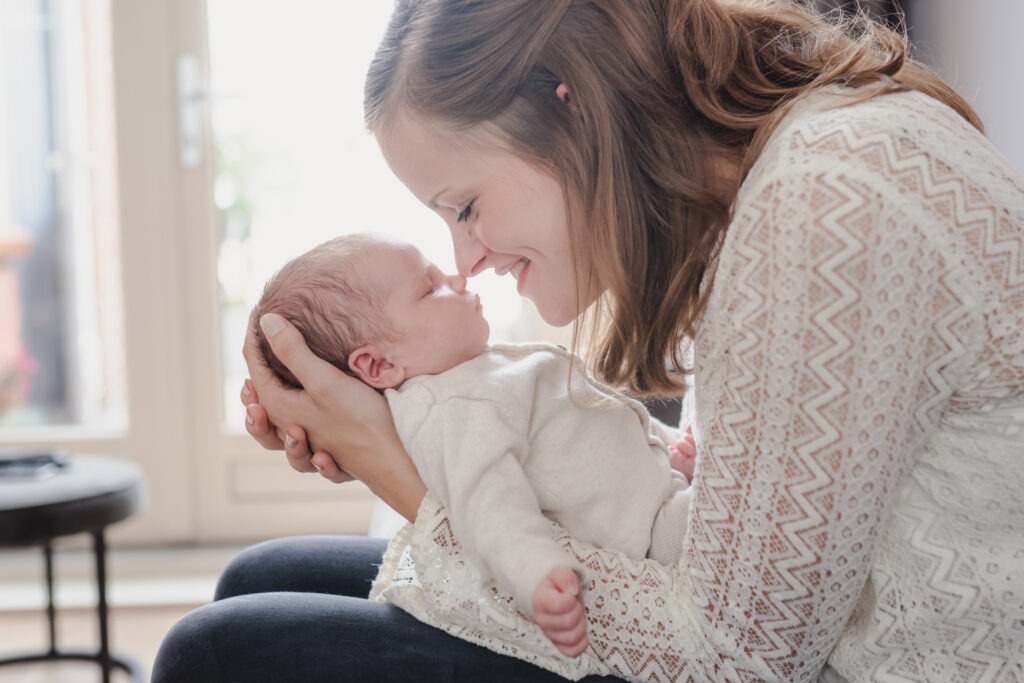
[{"x1": 259, "y1": 313, "x2": 329, "y2": 390}]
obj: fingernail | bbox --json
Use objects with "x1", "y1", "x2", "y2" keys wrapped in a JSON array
[
  {"x1": 312, "y1": 460, "x2": 324, "y2": 472},
  {"x1": 260, "y1": 313, "x2": 285, "y2": 337},
  {"x1": 245, "y1": 405, "x2": 256, "y2": 425},
  {"x1": 242, "y1": 380, "x2": 251, "y2": 398},
  {"x1": 285, "y1": 435, "x2": 298, "y2": 449}
]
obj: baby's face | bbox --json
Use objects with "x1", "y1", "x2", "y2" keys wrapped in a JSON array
[{"x1": 379, "y1": 243, "x2": 490, "y2": 377}]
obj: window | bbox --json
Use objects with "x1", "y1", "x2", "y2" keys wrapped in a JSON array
[
  {"x1": 0, "y1": 0, "x2": 125, "y2": 431},
  {"x1": 206, "y1": 2, "x2": 563, "y2": 430}
]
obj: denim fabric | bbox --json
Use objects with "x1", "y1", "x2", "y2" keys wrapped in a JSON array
[{"x1": 152, "y1": 535, "x2": 624, "y2": 682}]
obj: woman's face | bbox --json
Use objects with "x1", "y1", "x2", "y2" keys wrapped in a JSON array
[{"x1": 377, "y1": 113, "x2": 600, "y2": 327}]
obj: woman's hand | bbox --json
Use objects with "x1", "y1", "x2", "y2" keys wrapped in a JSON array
[
  {"x1": 240, "y1": 311, "x2": 427, "y2": 520},
  {"x1": 240, "y1": 379, "x2": 354, "y2": 483}
]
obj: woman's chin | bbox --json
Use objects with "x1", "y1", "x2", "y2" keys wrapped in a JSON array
[
  {"x1": 524, "y1": 277, "x2": 599, "y2": 328},
  {"x1": 533, "y1": 301, "x2": 579, "y2": 328}
]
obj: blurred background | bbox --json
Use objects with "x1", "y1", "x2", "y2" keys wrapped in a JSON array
[{"x1": 0, "y1": 1, "x2": 1020, "y2": 678}]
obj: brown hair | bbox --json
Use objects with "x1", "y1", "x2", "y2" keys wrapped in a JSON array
[
  {"x1": 252, "y1": 234, "x2": 395, "y2": 389},
  {"x1": 365, "y1": 0, "x2": 983, "y2": 397}
]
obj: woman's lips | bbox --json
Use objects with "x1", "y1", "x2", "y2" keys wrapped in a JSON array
[
  {"x1": 496, "y1": 257, "x2": 530, "y2": 294},
  {"x1": 497, "y1": 257, "x2": 527, "y2": 276}
]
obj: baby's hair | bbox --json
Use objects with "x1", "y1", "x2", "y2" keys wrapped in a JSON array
[{"x1": 252, "y1": 234, "x2": 397, "y2": 389}]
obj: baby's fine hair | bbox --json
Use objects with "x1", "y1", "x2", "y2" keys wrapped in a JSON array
[{"x1": 252, "y1": 234, "x2": 397, "y2": 389}]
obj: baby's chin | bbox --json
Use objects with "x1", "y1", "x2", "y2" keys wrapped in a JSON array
[
  {"x1": 457, "y1": 340, "x2": 489, "y2": 367},
  {"x1": 462, "y1": 341, "x2": 490, "y2": 365}
]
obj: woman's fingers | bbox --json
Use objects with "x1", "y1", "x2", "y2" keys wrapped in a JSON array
[
  {"x1": 257, "y1": 314, "x2": 329, "y2": 396},
  {"x1": 242, "y1": 311, "x2": 331, "y2": 447},
  {"x1": 237, "y1": 309, "x2": 377, "y2": 490},
  {"x1": 240, "y1": 378, "x2": 258, "y2": 407},
  {"x1": 244, "y1": 402, "x2": 285, "y2": 451},
  {"x1": 242, "y1": 310, "x2": 303, "y2": 401},
  {"x1": 282, "y1": 427, "x2": 318, "y2": 474},
  {"x1": 255, "y1": 312, "x2": 393, "y2": 453},
  {"x1": 240, "y1": 310, "x2": 410, "y2": 501},
  {"x1": 311, "y1": 451, "x2": 356, "y2": 483}
]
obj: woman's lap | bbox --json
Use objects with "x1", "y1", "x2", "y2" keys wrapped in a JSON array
[
  {"x1": 213, "y1": 534, "x2": 386, "y2": 600},
  {"x1": 153, "y1": 536, "x2": 623, "y2": 682}
]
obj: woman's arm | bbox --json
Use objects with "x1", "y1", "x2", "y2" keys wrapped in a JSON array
[{"x1": 242, "y1": 312, "x2": 426, "y2": 521}]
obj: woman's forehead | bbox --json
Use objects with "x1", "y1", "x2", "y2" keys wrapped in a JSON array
[{"x1": 379, "y1": 112, "x2": 510, "y2": 182}]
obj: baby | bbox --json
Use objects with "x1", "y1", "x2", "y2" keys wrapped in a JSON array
[{"x1": 252, "y1": 234, "x2": 694, "y2": 656}]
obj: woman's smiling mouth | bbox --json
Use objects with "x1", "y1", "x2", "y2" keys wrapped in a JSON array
[{"x1": 498, "y1": 257, "x2": 530, "y2": 280}]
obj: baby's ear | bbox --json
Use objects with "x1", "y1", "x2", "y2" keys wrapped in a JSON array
[{"x1": 348, "y1": 344, "x2": 405, "y2": 390}]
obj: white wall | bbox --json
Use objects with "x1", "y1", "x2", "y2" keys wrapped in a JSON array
[{"x1": 909, "y1": 1, "x2": 1024, "y2": 172}]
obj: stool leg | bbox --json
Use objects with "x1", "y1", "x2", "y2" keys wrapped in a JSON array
[
  {"x1": 93, "y1": 529, "x2": 112, "y2": 683},
  {"x1": 43, "y1": 542, "x2": 57, "y2": 655}
]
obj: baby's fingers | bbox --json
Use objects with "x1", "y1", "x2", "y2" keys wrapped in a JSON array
[
  {"x1": 549, "y1": 623, "x2": 588, "y2": 658},
  {"x1": 535, "y1": 600, "x2": 588, "y2": 657}
]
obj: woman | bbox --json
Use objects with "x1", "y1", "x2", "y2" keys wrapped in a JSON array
[{"x1": 154, "y1": 1, "x2": 1024, "y2": 681}]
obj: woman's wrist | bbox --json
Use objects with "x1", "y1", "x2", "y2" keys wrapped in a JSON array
[{"x1": 353, "y1": 431, "x2": 426, "y2": 522}]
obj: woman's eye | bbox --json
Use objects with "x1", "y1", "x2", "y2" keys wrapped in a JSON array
[{"x1": 456, "y1": 200, "x2": 475, "y2": 223}]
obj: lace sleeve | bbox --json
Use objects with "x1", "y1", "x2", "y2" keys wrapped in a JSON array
[
  {"x1": 682, "y1": 136, "x2": 976, "y2": 679},
  {"x1": 372, "y1": 102, "x2": 985, "y2": 681}
]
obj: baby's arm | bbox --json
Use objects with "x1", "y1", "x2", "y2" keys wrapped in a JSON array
[
  {"x1": 401, "y1": 395, "x2": 586, "y2": 638},
  {"x1": 532, "y1": 565, "x2": 588, "y2": 657}
]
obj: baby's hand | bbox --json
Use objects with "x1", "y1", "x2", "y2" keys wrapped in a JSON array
[
  {"x1": 532, "y1": 565, "x2": 588, "y2": 658},
  {"x1": 668, "y1": 425, "x2": 697, "y2": 480}
]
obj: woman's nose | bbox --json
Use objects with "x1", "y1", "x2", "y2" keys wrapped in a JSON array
[
  {"x1": 452, "y1": 228, "x2": 490, "y2": 277},
  {"x1": 446, "y1": 273, "x2": 467, "y2": 293}
]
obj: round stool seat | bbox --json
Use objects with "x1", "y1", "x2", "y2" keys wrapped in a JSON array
[
  {"x1": 0, "y1": 454, "x2": 145, "y2": 682},
  {"x1": 0, "y1": 455, "x2": 143, "y2": 546}
]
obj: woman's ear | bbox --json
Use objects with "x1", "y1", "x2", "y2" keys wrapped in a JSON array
[
  {"x1": 556, "y1": 83, "x2": 578, "y2": 112},
  {"x1": 348, "y1": 344, "x2": 406, "y2": 390}
]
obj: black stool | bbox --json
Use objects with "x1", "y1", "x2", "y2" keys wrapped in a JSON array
[{"x1": 0, "y1": 454, "x2": 145, "y2": 682}]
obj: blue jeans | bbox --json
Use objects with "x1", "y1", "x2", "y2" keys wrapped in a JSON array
[{"x1": 152, "y1": 536, "x2": 625, "y2": 682}]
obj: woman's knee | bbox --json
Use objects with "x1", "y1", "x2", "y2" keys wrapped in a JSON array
[
  {"x1": 154, "y1": 593, "x2": 426, "y2": 683},
  {"x1": 152, "y1": 601, "x2": 233, "y2": 682},
  {"x1": 215, "y1": 535, "x2": 387, "y2": 599}
]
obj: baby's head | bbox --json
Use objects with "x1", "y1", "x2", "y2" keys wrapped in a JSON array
[{"x1": 253, "y1": 234, "x2": 489, "y2": 391}]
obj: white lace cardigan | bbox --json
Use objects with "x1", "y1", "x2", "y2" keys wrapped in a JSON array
[{"x1": 371, "y1": 87, "x2": 1024, "y2": 682}]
